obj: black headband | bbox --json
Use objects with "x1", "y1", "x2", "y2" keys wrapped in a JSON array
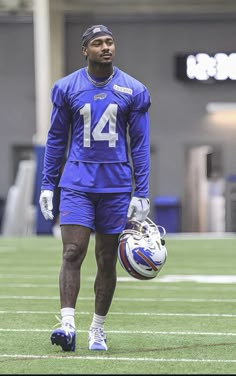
[{"x1": 82, "y1": 25, "x2": 113, "y2": 47}]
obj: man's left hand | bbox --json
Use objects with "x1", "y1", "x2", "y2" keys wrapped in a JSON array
[{"x1": 127, "y1": 197, "x2": 150, "y2": 222}]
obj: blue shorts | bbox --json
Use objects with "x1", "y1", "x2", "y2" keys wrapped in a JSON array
[{"x1": 59, "y1": 188, "x2": 131, "y2": 234}]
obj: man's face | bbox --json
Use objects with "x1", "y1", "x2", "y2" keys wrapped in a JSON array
[{"x1": 82, "y1": 36, "x2": 115, "y2": 64}]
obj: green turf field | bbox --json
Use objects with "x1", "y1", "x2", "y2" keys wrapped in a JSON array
[{"x1": 0, "y1": 234, "x2": 236, "y2": 374}]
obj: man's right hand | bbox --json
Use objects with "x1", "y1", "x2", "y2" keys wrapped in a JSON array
[{"x1": 39, "y1": 190, "x2": 54, "y2": 220}]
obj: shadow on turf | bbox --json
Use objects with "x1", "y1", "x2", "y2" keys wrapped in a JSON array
[
  {"x1": 110, "y1": 341, "x2": 236, "y2": 354},
  {"x1": 1, "y1": 341, "x2": 235, "y2": 362}
]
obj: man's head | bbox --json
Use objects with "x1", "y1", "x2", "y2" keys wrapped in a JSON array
[
  {"x1": 82, "y1": 25, "x2": 113, "y2": 47},
  {"x1": 82, "y1": 25, "x2": 115, "y2": 64}
]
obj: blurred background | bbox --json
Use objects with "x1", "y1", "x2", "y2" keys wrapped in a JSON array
[{"x1": 0, "y1": 0, "x2": 236, "y2": 236}]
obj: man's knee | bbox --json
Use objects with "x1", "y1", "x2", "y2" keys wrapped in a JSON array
[{"x1": 63, "y1": 243, "x2": 86, "y2": 264}]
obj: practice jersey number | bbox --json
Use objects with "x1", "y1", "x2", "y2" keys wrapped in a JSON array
[{"x1": 80, "y1": 103, "x2": 119, "y2": 147}]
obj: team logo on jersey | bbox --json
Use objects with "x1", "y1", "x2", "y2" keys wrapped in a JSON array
[
  {"x1": 94, "y1": 93, "x2": 107, "y2": 100},
  {"x1": 113, "y1": 84, "x2": 133, "y2": 95}
]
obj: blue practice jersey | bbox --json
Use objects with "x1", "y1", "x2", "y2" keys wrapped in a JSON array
[{"x1": 41, "y1": 66, "x2": 151, "y2": 197}]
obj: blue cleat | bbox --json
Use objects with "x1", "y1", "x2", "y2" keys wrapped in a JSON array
[
  {"x1": 88, "y1": 327, "x2": 108, "y2": 351},
  {"x1": 51, "y1": 323, "x2": 76, "y2": 352}
]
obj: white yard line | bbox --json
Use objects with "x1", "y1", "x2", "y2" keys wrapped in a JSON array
[
  {"x1": 0, "y1": 267, "x2": 59, "y2": 272},
  {"x1": 0, "y1": 310, "x2": 236, "y2": 317},
  {"x1": 0, "y1": 274, "x2": 56, "y2": 279},
  {"x1": 0, "y1": 295, "x2": 236, "y2": 302},
  {"x1": 0, "y1": 354, "x2": 236, "y2": 363},
  {"x1": 0, "y1": 328, "x2": 235, "y2": 336},
  {"x1": 2, "y1": 274, "x2": 236, "y2": 284},
  {"x1": 158, "y1": 275, "x2": 236, "y2": 283},
  {"x1": 1, "y1": 283, "x2": 236, "y2": 291},
  {"x1": 0, "y1": 283, "x2": 58, "y2": 287},
  {"x1": 165, "y1": 232, "x2": 236, "y2": 239}
]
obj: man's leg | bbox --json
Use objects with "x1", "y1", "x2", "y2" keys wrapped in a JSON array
[
  {"x1": 88, "y1": 233, "x2": 119, "y2": 351},
  {"x1": 94, "y1": 233, "x2": 119, "y2": 315},
  {"x1": 51, "y1": 224, "x2": 91, "y2": 351},
  {"x1": 88, "y1": 192, "x2": 130, "y2": 351},
  {"x1": 60, "y1": 224, "x2": 91, "y2": 308}
]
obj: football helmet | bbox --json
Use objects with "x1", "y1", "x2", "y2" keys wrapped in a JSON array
[{"x1": 118, "y1": 217, "x2": 167, "y2": 280}]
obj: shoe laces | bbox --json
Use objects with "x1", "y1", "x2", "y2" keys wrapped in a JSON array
[
  {"x1": 52, "y1": 315, "x2": 62, "y2": 328},
  {"x1": 90, "y1": 327, "x2": 106, "y2": 343},
  {"x1": 52, "y1": 315, "x2": 75, "y2": 332}
]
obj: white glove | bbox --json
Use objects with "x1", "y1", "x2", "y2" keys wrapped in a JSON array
[
  {"x1": 39, "y1": 190, "x2": 54, "y2": 220},
  {"x1": 127, "y1": 197, "x2": 150, "y2": 222}
]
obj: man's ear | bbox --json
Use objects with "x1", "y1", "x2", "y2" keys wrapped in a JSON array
[{"x1": 82, "y1": 46, "x2": 87, "y2": 58}]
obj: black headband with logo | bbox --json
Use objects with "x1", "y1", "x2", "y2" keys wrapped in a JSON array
[{"x1": 82, "y1": 25, "x2": 113, "y2": 47}]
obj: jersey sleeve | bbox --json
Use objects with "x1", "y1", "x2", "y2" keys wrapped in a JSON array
[
  {"x1": 128, "y1": 88, "x2": 151, "y2": 198},
  {"x1": 41, "y1": 83, "x2": 71, "y2": 190}
]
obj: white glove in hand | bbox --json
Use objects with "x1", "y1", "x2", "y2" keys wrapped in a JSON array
[
  {"x1": 127, "y1": 197, "x2": 150, "y2": 222},
  {"x1": 39, "y1": 190, "x2": 54, "y2": 220}
]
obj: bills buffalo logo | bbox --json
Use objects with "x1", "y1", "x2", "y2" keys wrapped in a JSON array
[
  {"x1": 94, "y1": 93, "x2": 107, "y2": 100},
  {"x1": 132, "y1": 247, "x2": 162, "y2": 270}
]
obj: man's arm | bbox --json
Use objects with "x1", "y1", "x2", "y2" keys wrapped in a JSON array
[
  {"x1": 127, "y1": 89, "x2": 151, "y2": 221},
  {"x1": 128, "y1": 110, "x2": 150, "y2": 198},
  {"x1": 40, "y1": 84, "x2": 71, "y2": 220}
]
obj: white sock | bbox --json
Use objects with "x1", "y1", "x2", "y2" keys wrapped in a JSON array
[
  {"x1": 61, "y1": 307, "x2": 75, "y2": 328},
  {"x1": 90, "y1": 313, "x2": 106, "y2": 330}
]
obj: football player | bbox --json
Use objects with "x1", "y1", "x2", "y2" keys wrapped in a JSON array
[{"x1": 39, "y1": 24, "x2": 151, "y2": 352}]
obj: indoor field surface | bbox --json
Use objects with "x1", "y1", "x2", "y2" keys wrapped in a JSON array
[{"x1": 0, "y1": 234, "x2": 236, "y2": 374}]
